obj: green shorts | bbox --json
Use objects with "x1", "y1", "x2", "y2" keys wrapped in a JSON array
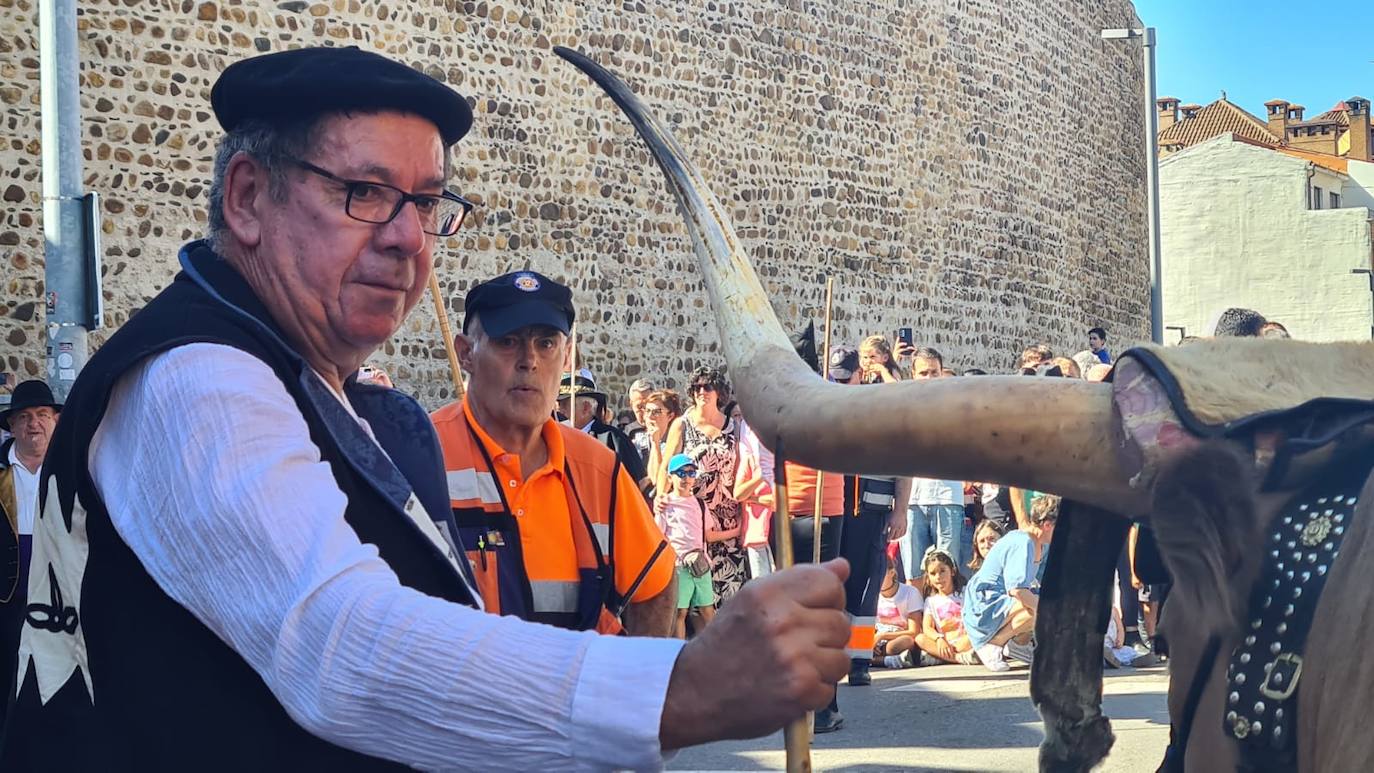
[{"x1": 676, "y1": 565, "x2": 716, "y2": 609}]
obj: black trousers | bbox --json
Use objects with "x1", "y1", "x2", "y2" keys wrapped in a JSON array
[
  {"x1": 840, "y1": 507, "x2": 888, "y2": 622},
  {"x1": 774, "y1": 515, "x2": 844, "y2": 712},
  {"x1": 778, "y1": 514, "x2": 844, "y2": 567}
]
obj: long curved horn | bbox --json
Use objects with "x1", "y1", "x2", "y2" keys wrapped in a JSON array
[{"x1": 555, "y1": 48, "x2": 1144, "y2": 513}]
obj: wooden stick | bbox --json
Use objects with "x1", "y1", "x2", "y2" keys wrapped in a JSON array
[
  {"x1": 772, "y1": 437, "x2": 813, "y2": 773},
  {"x1": 568, "y1": 324, "x2": 578, "y2": 408},
  {"x1": 427, "y1": 271, "x2": 464, "y2": 401},
  {"x1": 812, "y1": 277, "x2": 834, "y2": 563}
]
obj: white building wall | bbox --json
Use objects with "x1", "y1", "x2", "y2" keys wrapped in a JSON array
[
  {"x1": 1160, "y1": 135, "x2": 1374, "y2": 342},
  {"x1": 1346, "y1": 159, "x2": 1374, "y2": 215}
]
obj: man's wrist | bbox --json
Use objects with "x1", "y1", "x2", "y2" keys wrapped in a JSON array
[{"x1": 659, "y1": 638, "x2": 713, "y2": 751}]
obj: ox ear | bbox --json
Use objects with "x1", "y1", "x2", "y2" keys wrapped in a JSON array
[{"x1": 1150, "y1": 441, "x2": 1267, "y2": 638}]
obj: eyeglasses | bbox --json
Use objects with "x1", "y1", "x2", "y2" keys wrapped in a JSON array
[
  {"x1": 690, "y1": 383, "x2": 717, "y2": 394},
  {"x1": 672, "y1": 469, "x2": 698, "y2": 478},
  {"x1": 291, "y1": 158, "x2": 475, "y2": 237},
  {"x1": 645, "y1": 407, "x2": 666, "y2": 417}
]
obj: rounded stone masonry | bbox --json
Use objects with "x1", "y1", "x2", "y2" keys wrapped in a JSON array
[{"x1": 0, "y1": 0, "x2": 1150, "y2": 405}]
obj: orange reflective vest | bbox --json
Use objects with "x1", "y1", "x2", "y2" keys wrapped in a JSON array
[{"x1": 432, "y1": 401, "x2": 665, "y2": 634}]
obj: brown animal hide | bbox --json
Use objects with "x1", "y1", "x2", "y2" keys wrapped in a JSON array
[
  {"x1": 1152, "y1": 442, "x2": 1267, "y2": 639},
  {"x1": 1031, "y1": 502, "x2": 1130, "y2": 772},
  {"x1": 1298, "y1": 468, "x2": 1374, "y2": 771},
  {"x1": 1149, "y1": 442, "x2": 1265, "y2": 771}
]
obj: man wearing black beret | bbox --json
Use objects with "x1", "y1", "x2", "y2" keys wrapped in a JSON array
[{"x1": 2, "y1": 46, "x2": 851, "y2": 770}]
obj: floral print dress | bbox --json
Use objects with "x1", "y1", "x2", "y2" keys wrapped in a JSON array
[{"x1": 681, "y1": 414, "x2": 747, "y2": 603}]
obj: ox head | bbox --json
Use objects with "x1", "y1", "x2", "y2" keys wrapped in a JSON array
[{"x1": 556, "y1": 46, "x2": 1374, "y2": 770}]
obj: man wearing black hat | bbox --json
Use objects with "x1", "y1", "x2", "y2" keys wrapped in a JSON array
[
  {"x1": 558, "y1": 370, "x2": 652, "y2": 496},
  {"x1": 4, "y1": 46, "x2": 852, "y2": 771},
  {"x1": 431, "y1": 271, "x2": 672, "y2": 637},
  {"x1": 0, "y1": 379, "x2": 61, "y2": 729}
]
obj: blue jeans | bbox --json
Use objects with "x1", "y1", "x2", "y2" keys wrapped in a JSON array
[{"x1": 901, "y1": 504, "x2": 966, "y2": 580}]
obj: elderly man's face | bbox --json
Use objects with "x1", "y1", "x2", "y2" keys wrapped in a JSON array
[
  {"x1": 558, "y1": 395, "x2": 598, "y2": 429},
  {"x1": 9, "y1": 406, "x2": 57, "y2": 460},
  {"x1": 458, "y1": 318, "x2": 570, "y2": 434},
  {"x1": 629, "y1": 388, "x2": 651, "y2": 423},
  {"x1": 248, "y1": 112, "x2": 445, "y2": 368}
]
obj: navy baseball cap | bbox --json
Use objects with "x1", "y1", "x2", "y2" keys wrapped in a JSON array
[
  {"x1": 462, "y1": 271, "x2": 576, "y2": 338},
  {"x1": 211, "y1": 46, "x2": 474, "y2": 146},
  {"x1": 828, "y1": 345, "x2": 859, "y2": 381}
]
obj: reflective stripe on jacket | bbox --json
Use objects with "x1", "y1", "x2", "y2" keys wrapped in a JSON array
[{"x1": 433, "y1": 400, "x2": 630, "y2": 634}]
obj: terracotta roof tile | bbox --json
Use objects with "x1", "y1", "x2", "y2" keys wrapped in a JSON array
[
  {"x1": 1158, "y1": 98, "x2": 1280, "y2": 149},
  {"x1": 1231, "y1": 133, "x2": 1349, "y2": 174}
]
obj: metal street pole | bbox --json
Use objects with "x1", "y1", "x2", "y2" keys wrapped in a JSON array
[
  {"x1": 1103, "y1": 27, "x2": 1164, "y2": 344},
  {"x1": 40, "y1": 0, "x2": 98, "y2": 401}
]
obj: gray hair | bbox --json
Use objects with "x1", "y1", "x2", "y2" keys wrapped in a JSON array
[
  {"x1": 206, "y1": 118, "x2": 318, "y2": 255},
  {"x1": 206, "y1": 110, "x2": 453, "y2": 255},
  {"x1": 628, "y1": 379, "x2": 655, "y2": 396}
]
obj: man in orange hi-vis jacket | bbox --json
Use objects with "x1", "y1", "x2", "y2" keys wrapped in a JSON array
[{"x1": 431, "y1": 270, "x2": 676, "y2": 636}]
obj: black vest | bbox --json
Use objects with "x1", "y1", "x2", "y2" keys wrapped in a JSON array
[{"x1": 0, "y1": 242, "x2": 476, "y2": 771}]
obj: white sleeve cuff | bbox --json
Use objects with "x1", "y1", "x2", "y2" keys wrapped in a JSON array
[{"x1": 570, "y1": 635, "x2": 686, "y2": 771}]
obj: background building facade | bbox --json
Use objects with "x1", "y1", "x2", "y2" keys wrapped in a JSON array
[
  {"x1": 1160, "y1": 134, "x2": 1374, "y2": 341},
  {"x1": 1, "y1": 1, "x2": 1152, "y2": 405}
]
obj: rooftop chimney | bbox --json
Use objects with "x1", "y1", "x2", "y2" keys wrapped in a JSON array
[
  {"x1": 1265, "y1": 99, "x2": 1290, "y2": 141},
  {"x1": 1347, "y1": 96, "x2": 1372, "y2": 162},
  {"x1": 1179, "y1": 103, "x2": 1202, "y2": 120},
  {"x1": 1157, "y1": 96, "x2": 1180, "y2": 131},
  {"x1": 1289, "y1": 104, "x2": 1306, "y2": 122}
]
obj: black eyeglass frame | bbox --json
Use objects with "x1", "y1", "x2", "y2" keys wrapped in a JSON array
[{"x1": 289, "y1": 157, "x2": 475, "y2": 237}]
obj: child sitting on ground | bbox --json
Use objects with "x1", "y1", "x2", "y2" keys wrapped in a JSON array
[
  {"x1": 915, "y1": 549, "x2": 979, "y2": 665},
  {"x1": 1104, "y1": 572, "x2": 1159, "y2": 668},
  {"x1": 872, "y1": 557, "x2": 924, "y2": 669},
  {"x1": 968, "y1": 518, "x2": 1005, "y2": 573}
]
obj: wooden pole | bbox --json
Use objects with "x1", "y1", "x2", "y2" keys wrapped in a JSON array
[
  {"x1": 812, "y1": 277, "x2": 834, "y2": 563},
  {"x1": 772, "y1": 438, "x2": 813, "y2": 773},
  {"x1": 568, "y1": 324, "x2": 578, "y2": 412},
  {"x1": 427, "y1": 272, "x2": 464, "y2": 401}
]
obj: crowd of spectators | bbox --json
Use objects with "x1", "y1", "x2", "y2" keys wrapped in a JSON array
[{"x1": 581, "y1": 323, "x2": 1202, "y2": 685}]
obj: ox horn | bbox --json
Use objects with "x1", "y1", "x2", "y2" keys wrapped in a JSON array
[{"x1": 555, "y1": 47, "x2": 1144, "y2": 513}]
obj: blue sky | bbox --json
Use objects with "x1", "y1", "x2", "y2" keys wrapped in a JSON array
[{"x1": 1133, "y1": 0, "x2": 1374, "y2": 119}]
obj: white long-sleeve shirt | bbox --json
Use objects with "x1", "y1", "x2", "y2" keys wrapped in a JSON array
[{"x1": 87, "y1": 343, "x2": 683, "y2": 771}]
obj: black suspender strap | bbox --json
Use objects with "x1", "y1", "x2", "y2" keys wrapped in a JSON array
[{"x1": 464, "y1": 420, "x2": 534, "y2": 612}]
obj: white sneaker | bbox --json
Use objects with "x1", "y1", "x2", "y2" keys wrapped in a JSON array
[
  {"x1": 956, "y1": 649, "x2": 980, "y2": 666},
  {"x1": 883, "y1": 654, "x2": 906, "y2": 669},
  {"x1": 1004, "y1": 638, "x2": 1035, "y2": 665},
  {"x1": 976, "y1": 643, "x2": 1009, "y2": 672}
]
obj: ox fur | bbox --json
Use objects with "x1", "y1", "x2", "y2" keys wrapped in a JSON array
[
  {"x1": 1146, "y1": 439, "x2": 1374, "y2": 771},
  {"x1": 1137, "y1": 340, "x2": 1374, "y2": 428},
  {"x1": 1150, "y1": 441, "x2": 1268, "y2": 639},
  {"x1": 1031, "y1": 502, "x2": 1130, "y2": 772}
]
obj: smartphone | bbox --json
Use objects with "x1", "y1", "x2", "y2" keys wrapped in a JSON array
[{"x1": 896, "y1": 327, "x2": 913, "y2": 347}]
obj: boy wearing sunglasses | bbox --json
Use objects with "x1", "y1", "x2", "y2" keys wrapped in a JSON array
[{"x1": 655, "y1": 454, "x2": 716, "y2": 637}]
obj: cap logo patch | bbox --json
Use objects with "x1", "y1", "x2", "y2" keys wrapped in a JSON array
[{"x1": 513, "y1": 273, "x2": 541, "y2": 292}]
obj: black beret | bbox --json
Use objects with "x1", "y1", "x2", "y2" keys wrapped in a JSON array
[{"x1": 211, "y1": 46, "x2": 473, "y2": 145}]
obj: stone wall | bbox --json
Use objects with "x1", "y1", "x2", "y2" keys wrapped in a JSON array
[{"x1": 1, "y1": 0, "x2": 1150, "y2": 408}]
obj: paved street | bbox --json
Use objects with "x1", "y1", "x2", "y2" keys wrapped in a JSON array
[{"x1": 670, "y1": 661, "x2": 1170, "y2": 772}]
